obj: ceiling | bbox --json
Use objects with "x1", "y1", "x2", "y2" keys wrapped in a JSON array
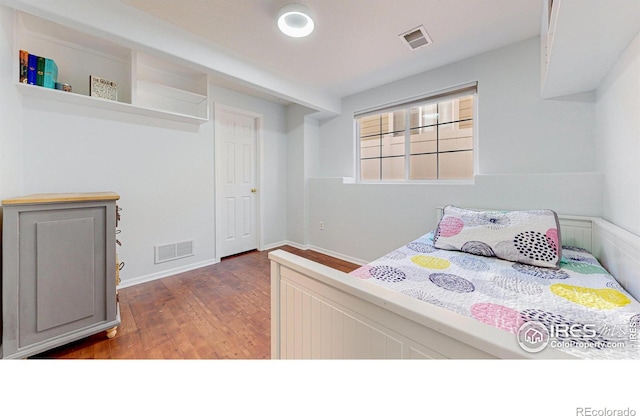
[{"x1": 120, "y1": 0, "x2": 543, "y2": 104}]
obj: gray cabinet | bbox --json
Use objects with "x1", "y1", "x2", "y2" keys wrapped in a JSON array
[{"x1": 1, "y1": 192, "x2": 120, "y2": 359}]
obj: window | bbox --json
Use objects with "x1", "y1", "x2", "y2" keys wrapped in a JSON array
[{"x1": 356, "y1": 83, "x2": 476, "y2": 181}]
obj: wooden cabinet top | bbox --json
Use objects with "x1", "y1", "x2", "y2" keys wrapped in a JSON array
[{"x1": 2, "y1": 192, "x2": 120, "y2": 206}]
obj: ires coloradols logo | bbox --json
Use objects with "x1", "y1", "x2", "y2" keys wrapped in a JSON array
[
  {"x1": 517, "y1": 321, "x2": 551, "y2": 353},
  {"x1": 516, "y1": 319, "x2": 635, "y2": 353}
]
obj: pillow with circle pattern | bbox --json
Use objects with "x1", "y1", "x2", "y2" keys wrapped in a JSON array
[{"x1": 433, "y1": 205, "x2": 562, "y2": 269}]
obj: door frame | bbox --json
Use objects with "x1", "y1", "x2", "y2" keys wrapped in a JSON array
[{"x1": 213, "y1": 103, "x2": 264, "y2": 262}]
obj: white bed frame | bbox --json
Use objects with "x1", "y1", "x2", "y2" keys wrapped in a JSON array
[{"x1": 269, "y1": 212, "x2": 640, "y2": 359}]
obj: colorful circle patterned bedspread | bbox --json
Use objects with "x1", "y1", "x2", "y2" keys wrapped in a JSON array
[
  {"x1": 471, "y1": 303, "x2": 523, "y2": 334},
  {"x1": 347, "y1": 232, "x2": 640, "y2": 359},
  {"x1": 411, "y1": 255, "x2": 450, "y2": 269},
  {"x1": 550, "y1": 284, "x2": 631, "y2": 310}
]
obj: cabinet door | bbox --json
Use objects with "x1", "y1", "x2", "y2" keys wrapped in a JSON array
[{"x1": 17, "y1": 206, "x2": 112, "y2": 347}]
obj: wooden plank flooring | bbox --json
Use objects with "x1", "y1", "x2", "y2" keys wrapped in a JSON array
[{"x1": 31, "y1": 246, "x2": 359, "y2": 359}]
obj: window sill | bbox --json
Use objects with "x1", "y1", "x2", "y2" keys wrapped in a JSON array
[{"x1": 352, "y1": 178, "x2": 476, "y2": 185}]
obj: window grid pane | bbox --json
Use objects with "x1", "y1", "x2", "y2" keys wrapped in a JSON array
[
  {"x1": 359, "y1": 93, "x2": 474, "y2": 181},
  {"x1": 382, "y1": 156, "x2": 405, "y2": 181},
  {"x1": 361, "y1": 158, "x2": 381, "y2": 181}
]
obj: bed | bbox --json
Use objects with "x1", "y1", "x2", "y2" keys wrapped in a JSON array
[{"x1": 268, "y1": 206, "x2": 640, "y2": 359}]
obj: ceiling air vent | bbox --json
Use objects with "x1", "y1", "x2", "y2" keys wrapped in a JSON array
[{"x1": 400, "y1": 25, "x2": 432, "y2": 50}]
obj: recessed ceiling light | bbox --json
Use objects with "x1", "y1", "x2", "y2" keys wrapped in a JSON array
[{"x1": 278, "y1": 4, "x2": 314, "y2": 38}]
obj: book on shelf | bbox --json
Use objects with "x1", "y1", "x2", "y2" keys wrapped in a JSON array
[
  {"x1": 21, "y1": 51, "x2": 59, "y2": 89},
  {"x1": 27, "y1": 53, "x2": 37, "y2": 85},
  {"x1": 19, "y1": 50, "x2": 28, "y2": 83},
  {"x1": 43, "y1": 58, "x2": 58, "y2": 89},
  {"x1": 36, "y1": 56, "x2": 45, "y2": 86}
]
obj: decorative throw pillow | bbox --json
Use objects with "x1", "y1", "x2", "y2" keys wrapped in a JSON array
[{"x1": 434, "y1": 205, "x2": 562, "y2": 269}]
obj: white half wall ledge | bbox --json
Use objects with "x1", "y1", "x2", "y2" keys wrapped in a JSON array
[{"x1": 306, "y1": 172, "x2": 604, "y2": 263}]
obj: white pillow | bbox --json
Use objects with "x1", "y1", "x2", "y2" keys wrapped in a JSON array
[{"x1": 433, "y1": 205, "x2": 562, "y2": 269}]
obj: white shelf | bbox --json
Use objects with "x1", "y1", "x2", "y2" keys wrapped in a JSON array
[
  {"x1": 541, "y1": 0, "x2": 640, "y2": 99},
  {"x1": 15, "y1": 11, "x2": 210, "y2": 124},
  {"x1": 17, "y1": 83, "x2": 208, "y2": 125},
  {"x1": 136, "y1": 80, "x2": 207, "y2": 104}
]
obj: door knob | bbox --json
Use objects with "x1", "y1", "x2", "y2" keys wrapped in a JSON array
[{"x1": 251, "y1": 188, "x2": 257, "y2": 193}]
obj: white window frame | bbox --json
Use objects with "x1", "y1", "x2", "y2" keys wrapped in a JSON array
[{"x1": 355, "y1": 82, "x2": 478, "y2": 183}]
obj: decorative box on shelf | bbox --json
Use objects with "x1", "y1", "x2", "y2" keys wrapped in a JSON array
[{"x1": 90, "y1": 75, "x2": 118, "y2": 100}]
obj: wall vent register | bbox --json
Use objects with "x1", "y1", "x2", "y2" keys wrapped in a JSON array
[{"x1": 154, "y1": 240, "x2": 195, "y2": 264}]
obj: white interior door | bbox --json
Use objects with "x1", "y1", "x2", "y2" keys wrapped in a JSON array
[{"x1": 216, "y1": 107, "x2": 258, "y2": 258}]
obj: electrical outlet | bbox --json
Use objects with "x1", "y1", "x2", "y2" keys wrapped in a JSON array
[{"x1": 319, "y1": 221, "x2": 324, "y2": 230}]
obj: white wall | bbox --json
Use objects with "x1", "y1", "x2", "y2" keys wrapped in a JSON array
[
  {"x1": 20, "y1": 102, "x2": 217, "y2": 282},
  {"x1": 286, "y1": 104, "x2": 320, "y2": 247},
  {"x1": 595, "y1": 31, "x2": 640, "y2": 237},
  {"x1": 319, "y1": 36, "x2": 596, "y2": 177},
  {"x1": 309, "y1": 174, "x2": 602, "y2": 264},
  {"x1": 0, "y1": 6, "x2": 23, "y2": 198},
  {"x1": 309, "y1": 37, "x2": 602, "y2": 263},
  {"x1": 286, "y1": 104, "x2": 308, "y2": 246},
  {"x1": 17, "y1": 86, "x2": 288, "y2": 287},
  {"x1": 0, "y1": 6, "x2": 290, "y2": 287}
]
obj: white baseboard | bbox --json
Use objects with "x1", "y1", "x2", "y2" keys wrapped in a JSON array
[
  {"x1": 118, "y1": 258, "x2": 219, "y2": 289},
  {"x1": 307, "y1": 245, "x2": 368, "y2": 266},
  {"x1": 263, "y1": 240, "x2": 367, "y2": 266},
  {"x1": 119, "y1": 242, "x2": 366, "y2": 289},
  {"x1": 262, "y1": 240, "x2": 307, "y2": 251}
]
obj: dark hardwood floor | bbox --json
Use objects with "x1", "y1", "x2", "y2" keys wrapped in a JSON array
[{"x1": 31, "y1": 246, "x2": 359, "y2": 359}]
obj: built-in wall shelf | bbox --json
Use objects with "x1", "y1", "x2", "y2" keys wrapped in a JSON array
[
  {"x1": 136, "y1": 80, "x2": 208, "y2": 105},
  {"x1": 541, "y1": 0, "x2": 640, "y2": 99},
  {"x1": 134, "y1": 80, "x2": 208, "y2": 120},
  {"x1": 14, "y1": 11, "x2": 210, "y2": 124},
  {"x1": 16, "y1": 82, "x2": 208, "y2": 124}
]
